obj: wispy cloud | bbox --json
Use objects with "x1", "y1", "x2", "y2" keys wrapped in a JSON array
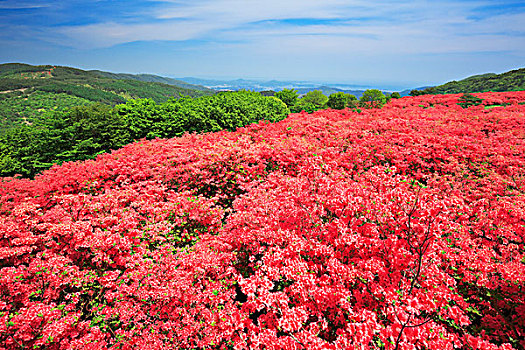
[
  {"x1": 0, "y1": 1, "x2": 50, "y2": 10},
  {"x1": 54, "y1": 20, "x2": 220, "y2": 48},
  {"x1": 54, "y1": 0, "x2": 358, "y2": 48},
  {"x1": 44, "y1": 0, "x2": 525, "y2": 54}
]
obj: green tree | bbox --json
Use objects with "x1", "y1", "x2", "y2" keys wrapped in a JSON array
[
  {"x1": 301, "y1": 90, "x2": 328, "y2": 108},
  {"x1": 275, "y1": 89, "x2": 299, "y2": 107},
  {"x1": 117, "y1": 91, "x2": 290, "y2": 140},
  {"x1": 359, "y1": 89, "x2": 387, "y2": 109},
  {"x1": 53, "y1": 103, "x2": 130, "y2": 161},
  {"x1": 391, "y1": 92, "x2": 401, "y2": 99},
  {"x1": 326, "y1": 92, "x2": 359, "y2": 110},
  {"x1": 346, "y1": 94, "x2": 359, "y2": 108},
  {"x1": 326, "y1": 92, "x2": 348, "y2": 109},
  {"x1": 0, "y1": 104, "x2": 129, "y2": 178},
  {"x1": 115, "y1": 98, "x2": 161, "y2": 139}
]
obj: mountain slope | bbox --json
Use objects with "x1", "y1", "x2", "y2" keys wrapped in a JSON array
[
  {"x1": 90, "y1": 70, "x2": 213, "y2": 92},
  {"x1": 0, "y1": 63, "x2": 214, "y2": 133},
  {"x1": 415, "y1": 68, "x2": 525, "y2": 95}
]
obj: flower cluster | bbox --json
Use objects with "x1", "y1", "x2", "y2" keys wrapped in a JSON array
[{"x1": 1, "y1": 91, "x2": 524, "y2": 349}]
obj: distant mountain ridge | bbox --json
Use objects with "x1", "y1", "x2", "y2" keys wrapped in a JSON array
[
  {"x1": 0, "y1": 63, "x2": 214, "y2": 98},
  {"x1": 178, "y1": 77, "x2": 375, "y2": 98}
]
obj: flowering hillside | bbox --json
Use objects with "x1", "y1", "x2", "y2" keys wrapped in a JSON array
[{"x1": 1, "y1": 92, "x2": 524, "y2": 349}]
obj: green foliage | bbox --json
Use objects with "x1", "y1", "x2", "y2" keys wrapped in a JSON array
[
  {"x1": 39, "y1": 83, "x2": 127, "y2": 105},
  {"x1": 289, "y1": 90, "x2": 359, "y2": 113},
  {"x1": 0, "y1": 63, "x2": 43, "y2": 76},
  {"x1": 0, "y1": 91, "x2": 95, "y2": 134},
  {"x1": 290, "y1": 90, "x2": 329, "y2": 113},
  {"x1": 326, "y1": 92, "x2": 347, "y2": 109},
  {"x1": 0, "y1": 91, "x2": 290, "y2": 178},
  {"x1": 46, "y1": 104, "x2": 130, "y2": 162},
  {"x1": 291, "y1": 100, "x2": 319, "y2": 113},
  {"x1": 0, "y1": 78, "x2": 32, "y2": 91},
  {"x1": 91, "y1": 70, "x2": 213, "y2": 92},
  {"x1": 0, "y1": 104, "x2": 129, "y2": 178},
  {"x1": 409, "y1": 89, "x2": 425, "y2": 96},
  {"x1": 301, "y1": 90, "x2": 328, "y2": 107},
  {"x1": 457, "y1": 93, "x2": 484, "y2": 108},
  {"x1": 359, "y1": 89, "x2": 387, "y2": 108},
  {"x1": 346, "y1": 94, "x2": 359, "y2": 108},
  {"x1": 391, "y1": 92, "x2": 401, "y2": 99},
  {"x1": 118, "y1": 91, "x2": 290, "y2": 139},
  {"x1": 275, "y1": 89, "x2": 299, "y2": 107},
  {"x1": 417, "y1": 68, "x2": 525, "y2": 95},
  {"x1": 0, "y1": 63, "x2": 214, "y2": 134},
  {"x1": 326, "y1": 92, "x2": 358, "y2": 109}
]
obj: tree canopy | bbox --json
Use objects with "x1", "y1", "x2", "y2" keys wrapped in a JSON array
[
  {"x1": 0, "y1": 91, "x2": 289, "y2": 178},
  {"x1": 274, "y1": 88, "x2": 299, "y2": 107},
  {"x1": 326, "y1": 92, "x2": 358, "y2": 109},
  {"x1": 301, "y1": 90, "x2": 329, "y2": 107},
  {"x1": 360, "y1": 89, "x2": 387, "y2": 108}
]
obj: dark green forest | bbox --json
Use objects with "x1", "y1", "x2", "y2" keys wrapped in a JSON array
[{"x1": 0, "y1": 63, "x2": 214, "y2": 133}]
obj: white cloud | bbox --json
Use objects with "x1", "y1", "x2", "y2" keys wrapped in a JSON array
[
  {"x1": 152, "y1": 0, "x2": 354, "y2": 21},
  {"x1": 0, "y1": 1, "x2": 50, "y2": 9},
  {"x1": 46, "y1": 0, "x2": 525, "y2": 60},
  {"x1": 55, "y1": 20, "x2": 220, "y2": 48}
]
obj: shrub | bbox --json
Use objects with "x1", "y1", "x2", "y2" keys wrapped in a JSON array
[
  {"x1": 457, "y1": 92, "x2": 484, "y2": 108},
  {"x1": 274, "y1": 88, "x2": 298, "y2": 107}
]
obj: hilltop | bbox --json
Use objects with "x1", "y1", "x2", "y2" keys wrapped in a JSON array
[
  {"x1": 413, "y1": 67, "x2": 525, "y2": 95},
  {"x1": 0, "y1": 63, "x2": 214, "y2": 133}
]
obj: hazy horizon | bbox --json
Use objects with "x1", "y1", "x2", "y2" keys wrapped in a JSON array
[{"x1": 0, "y1": 60, "x2": 415, "y2": 90}]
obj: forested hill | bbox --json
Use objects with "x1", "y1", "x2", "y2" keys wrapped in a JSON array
[
  {"x1": 89, "y1": 70, "x2": 212, "y2": 92},
  {"x1": 0, "y1": 63, "x2": 214, "y2": 133},
  {"x1": 413, "y1": 67, "x2": 525, "y2": 95}
]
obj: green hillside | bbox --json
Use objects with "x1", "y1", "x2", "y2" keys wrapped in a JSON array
[
  {"x1": 90, "y1": 70, "x2": 212, "y2": 92},
  {"x1": 413, "y1": 68, "x2": 525, "y2": 95},
  {"x1": 0, "y1": 63, "x2": 214, "y2": 133}
]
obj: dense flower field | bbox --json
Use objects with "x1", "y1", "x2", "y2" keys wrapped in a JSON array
[{"x1": 1, "y1": 91, "x2": 524, "y2": 349}]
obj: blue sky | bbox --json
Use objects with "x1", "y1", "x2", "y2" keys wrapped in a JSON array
[{"x1": 0, "y1": 0, "x2": 524, "y2": 89}]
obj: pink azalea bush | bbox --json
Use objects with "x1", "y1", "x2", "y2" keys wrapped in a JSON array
[{"x1": 1, "y1": 91, "x2": 524, "y2": 349}]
